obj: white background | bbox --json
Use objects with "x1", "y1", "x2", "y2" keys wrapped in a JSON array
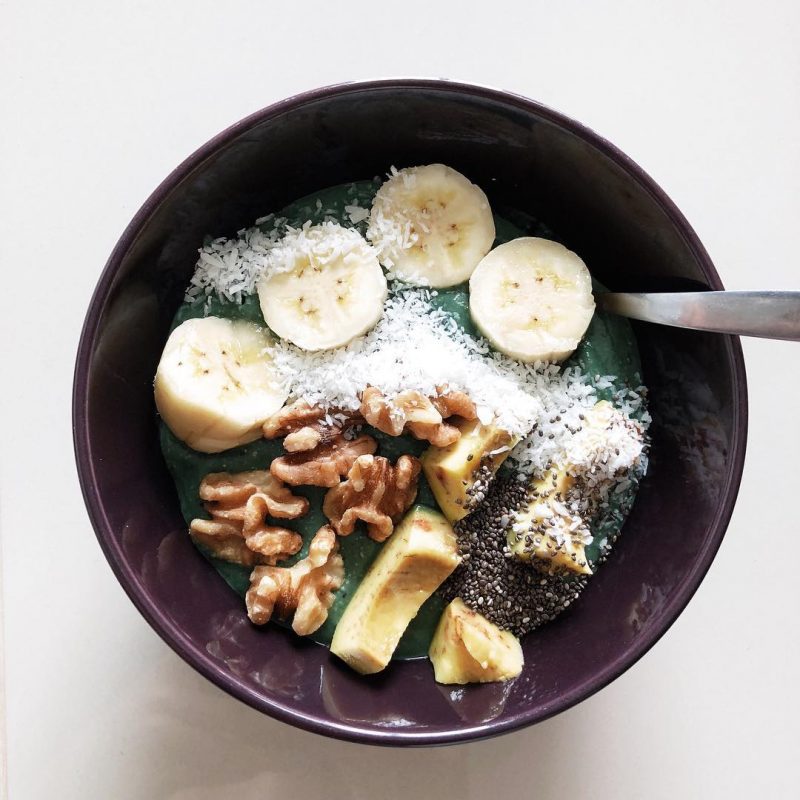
[{"x1": 2, "y1": 1, "x2": 799, "y2": 797}]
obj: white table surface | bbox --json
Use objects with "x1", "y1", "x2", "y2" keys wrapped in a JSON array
[{"x1": 3, "y1": 1, "x2": 799, "y2": 797}]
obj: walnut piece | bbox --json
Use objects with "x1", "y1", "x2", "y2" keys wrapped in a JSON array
[
  {"x1": 262, "y1": 400, "x2": 361, "y2": 452},
  {"x1": 246, "y1": 525, "x2": 344, "y2": 635},
  {"x1": 323, "y1": 453, "x2": 421, "y2": 542},
  {"x1": 189, "y1": 518, "x2": 262, "y2": 567},
  {"x1": 360, "y1": 388, "x2": 440, "y2": 435},
  {"x1": 199, "y1": 470, "x2": 309, "y2": 519},
  {"x1": 270, "y1": 434, "x2": 377, "y2": 487},
  {"x1": 190, "y1": 517, "x2": 304, "y2": 567},
  {"x1": 359, "y1": 387, "x2": 477, "y2": 446},
  {"x1": 189, "y1": 470, "x2": 306, "y2": 566}
]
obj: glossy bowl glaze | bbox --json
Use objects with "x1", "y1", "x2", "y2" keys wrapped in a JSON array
[{"x1": 73, "y1": 80, "x2": 747, "y2": 745}]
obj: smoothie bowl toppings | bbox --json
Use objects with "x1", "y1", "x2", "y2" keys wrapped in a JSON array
[{"x1": 154, "y1": 164, "x2": 650, "y2": 685}]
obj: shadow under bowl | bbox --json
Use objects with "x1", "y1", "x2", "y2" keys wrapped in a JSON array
[{"x1": 73, "y1": 79, "x2": 747, "y2": 745}]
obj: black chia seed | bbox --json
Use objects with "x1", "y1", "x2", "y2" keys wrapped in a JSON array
[{"x1": 441, "y1": 475, "x2": 589, "y2": 637}]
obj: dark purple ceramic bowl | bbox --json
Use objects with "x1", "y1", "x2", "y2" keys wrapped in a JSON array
[{"x1": 73, "y1": 79, "x2": 747, "y2": 745}]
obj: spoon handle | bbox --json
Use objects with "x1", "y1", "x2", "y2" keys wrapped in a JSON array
[{"x1": 596, "y1": 291, "x2": 800, "y2": 341}]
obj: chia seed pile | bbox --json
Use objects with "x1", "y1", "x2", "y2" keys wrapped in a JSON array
[{"x1": 441, "y1": 475, "x2": 589, "y2": 637}]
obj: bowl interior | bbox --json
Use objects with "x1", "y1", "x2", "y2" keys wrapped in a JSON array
[{"x1": 75, "y1": 81, "x2": 746, "y2": 744}]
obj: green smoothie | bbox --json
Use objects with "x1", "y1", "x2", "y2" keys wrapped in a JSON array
[{"x1": 159, "y1": 180, "x2": 647, "y2": 658}]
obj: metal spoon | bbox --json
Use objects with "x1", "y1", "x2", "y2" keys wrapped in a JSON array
[{"x1": 595, "y1": 291, "x2": 800, "y2": 341}]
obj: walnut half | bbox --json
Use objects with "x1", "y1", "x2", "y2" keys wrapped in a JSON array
[
  {"x1": 360, "y1": 387, "x2": 477, "y2": 447},
  {"x1": 262, "y1": 400, "x2": 361, "y2": 452},
  {"x1": 246, "y1": 525, "x2": 344, "y2": 635},
  {"x1": 270, "y1": 434, "x2": 377, "y2": 488},
  {"x1": 323, "y1": 453, "x2": 421, "y2": 542},
  {"x1": 189, "y1": 470, "x2": 306, "y2": 566},
  {"x1": 199, "y1": 470, "x2": 309, "y2": 519}
]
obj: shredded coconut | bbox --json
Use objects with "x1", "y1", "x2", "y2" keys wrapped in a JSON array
[
  {"x1": 261, "y1": 221, "x2": 377, "y2": 279},
  {"x1": 365, "y1": 166, "x2": 418, "y2": 274},
  {"x1": 265, "y1": 286, "x2": 632, "y2": 451},
  {"x1": 185, "y1": 216, "x2": 286, "y2": 304},
  {"x1": 345, "y1": 204, "x2": 370, "y2": 224},
  {"x1": 186, "y1": 220, "x2": 378, "y2": 305}
]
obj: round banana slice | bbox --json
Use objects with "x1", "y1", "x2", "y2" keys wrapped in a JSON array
[
  {"x1": 366, "y1": 164, "x2": 495, "y2": 288},
  {"x1": 469, "y1": 237, "x2": 595, "y2": 363},
  {"x1": 258, "y1": 223, "x2": 387, "y2": 350},
  {"x1": 154, "y1": 316, "x2": 288, "y2": 453}
]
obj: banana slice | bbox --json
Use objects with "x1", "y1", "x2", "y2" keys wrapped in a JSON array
[
  {"x1": 154, "y1": 316, "x2": 288, "y2": 453},
  {"x1": 257, "y1": 223, "x2": 387, "y2": 351},
  {"x1": 366, "y1": 164, "x2": 495, "y2": 288},
  {"x1": 469, "y1": 237, "x2": 595, "y2": 363}
]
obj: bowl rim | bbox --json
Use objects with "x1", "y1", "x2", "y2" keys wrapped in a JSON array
[{"x1": 73, "y1": 78, "x2": 748, "y2": 746}]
